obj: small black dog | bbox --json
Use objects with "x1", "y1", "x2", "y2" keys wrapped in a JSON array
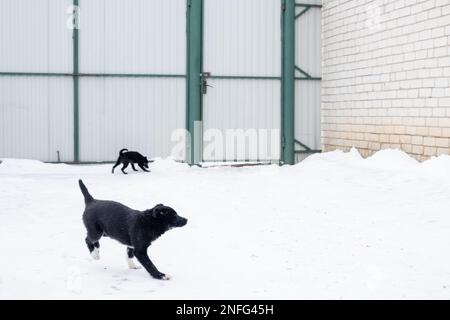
[
  {"x1": 78, "y1": 179, "x2": 188, "y2": 280},
  {"x1": 112, "y1": 148, "x2": 151, "y2": 174}
]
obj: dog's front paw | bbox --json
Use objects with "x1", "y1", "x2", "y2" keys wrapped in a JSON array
[
  {"x1": 153, "y1": 272, "x2": 170, "y2": 280},
  {"x1": 162, "y1": 274, "x2": 171, "y2": 280},
  {"x1": 90, "y1": 248, "x2": 100, "y2": 260}
]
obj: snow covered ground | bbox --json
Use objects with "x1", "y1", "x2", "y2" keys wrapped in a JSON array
[{"x1": 1, "y1": 148, "x2": 450, "y2": 299}]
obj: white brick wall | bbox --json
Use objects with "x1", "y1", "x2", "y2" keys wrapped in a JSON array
[{"x1": 322, "y1": 0, "x2": 450, "y2": 160}]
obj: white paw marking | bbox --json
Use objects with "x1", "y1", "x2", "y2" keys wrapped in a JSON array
[
  {"x1": 127, "y1": 258, "x2": 141, "y2": 269},
  {"x1": 162, "y1": 274, "x2": 171, "y2": 280},
  {"x1": 91, "y1": 247, "x2": 100, "y2": 260}
]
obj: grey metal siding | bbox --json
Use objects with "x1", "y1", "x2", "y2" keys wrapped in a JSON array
[
  {"x1": 202, "y1": 0, "x2": 281, "y2": 161},
  {"x1": 79, "y1": 77, "x2": 185, "y2": 162},
  {"x1": 294, "y1": 0, "x2": 322, "y2": 159},
  {"x1": 0, "y1": 0, "x2": 72, "y2": 73},
  {"x1": 77, "y1": 0, "x2": 186, "y2": 161},
  {"x1": 79, "y1": 0, "x2": 185, "y2": 74},
  {"x1": 0, "y1": 0, "x2": 73, "y2": 161},
  {"x1": 0, "y1": 0, "x2": 321, "y2": 164},
  {"x1": 0, "y1": 76, "x2": 73, "y2": 161}
]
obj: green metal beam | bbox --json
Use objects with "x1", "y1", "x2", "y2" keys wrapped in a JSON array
[
  {"x1": 0, "y1": 72, "x2": 73, "y2": 77},
  {"x1": 295, "y1": 65, "x2": 315, "y2": 79},
  {"x1": 186, "y1": 0, "x2": 203, "y2": 165},
  {"x1": 295, "y1": 76, "x2": 321, "y2": 81},
  {"x1": 295, "y1": 139, "x2": 311, "y2": 151},
  {"x1": 294, "y1": 139, "x2": 321, "y2": 154},
  {"x1": 0, "y1": 72, "x2": 286, "y2": 81},
  {"x1": 282, "y1": 0, "x2": 295, "y2": 165},
  {"x1": 294, "y1": 149, "x2": 321, "y2": 154},
  {"x1": 76, "y1": 73, "x2": 185, "y2": 78},
  {"x1": 295, "y1": 3, "x2": 322, "y2": 8},
  {"x1": 210, "y1": 75, "x2": 280, "y2": 80},
  {"x1": 295, "y1": 6, "x2": 310, "y2": 19},
  {"x1": 73, "y1": 0, "x2": 80, "y2": 163},
  {"x1": 0, "y1": 72, "x2": 185, "y2": 78}
]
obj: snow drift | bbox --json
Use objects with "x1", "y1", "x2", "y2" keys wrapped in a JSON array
[{"x1": 1, "y1": 149, "x2": 450, "y2": 299}]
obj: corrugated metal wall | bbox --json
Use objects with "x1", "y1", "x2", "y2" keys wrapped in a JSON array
[
  {"x1": 203, "y1": 0, "x2": 281, "y2": 77},
  {"x1": 0, "y1": 0, "x2": 73, "y2": 162},
  {"x1": 203, "y1": 79, "x2": 281, "y2": 161},
  {"x1": 294, "y1": 0, "x2": 322, "y2": 163},
  {"x1": 0, "y1": 77, "x2": 73, "y2": 161},
  {"x1": 0, "y1": 0, "x2": 321, "y2": 163},
  {"x1": 202, "y1": 0, "x2": 281, "y2": 161},
  {"x1": 78, "y1": 0, "x2": 186, "y2": 162},
  {"x1": 79, "y1": 78, "x2": 185, "y2": 161},
  {"x1": 0, "y1": 0, "x2": 186, "y2": 162},
  {"x1": 0, "y1": 0, "x2": 72, "y2": 73},
  {"x1": 79, "y1": 0, "x2": 185, "y2": 74}
]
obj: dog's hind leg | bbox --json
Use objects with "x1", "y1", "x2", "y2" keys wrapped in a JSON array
[
  {"x1": 112, "y1": 158, "x2": 121, "y2": 174},
  {"x1": 130, "y1": 163, "x2": 138, "y2": 172},
  {"x1": 121, "y1": 162, "x2": 129, "y2": 174},
  {"x1": 85, "y1": 237, "x2": 100, "y2": 260},
  {"x1": 126, "y1": 247, "x2": 141, "y2": 269},
  {"x1": 85, "y1": 225, "x2": 102, "y2": 260}
]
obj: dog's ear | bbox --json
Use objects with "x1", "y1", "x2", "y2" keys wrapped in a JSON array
[{"x1": 151, "y1": 204, "x2": 165, "y2": 218}]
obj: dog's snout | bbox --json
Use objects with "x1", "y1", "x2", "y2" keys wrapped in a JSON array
[{"x1": 177, "y1": 217, "x2": 188, "y2": 227}]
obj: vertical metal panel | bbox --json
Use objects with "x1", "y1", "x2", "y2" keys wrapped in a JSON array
[
  {"x1": 79, "y1": 0, "x2": 186, "y2": 74},
  {"x1": 79, "y1": 78, "x2": 186, "y2": 162},
  {"x1": 202, "y1": 0, "x2": 281, "y2": 162},
  {"x1": 295, "y1": 5, "x2": 322, "y2": 77},
  {"x1": 49, "y1": 78, "x2": 75, "y2": 162},
  {"x1": 282, "y1": 0, "x2": 296, "y2": 165},
  {"x1": 186, "y1": 0, "x2": 203, "y2": 165},
  {"x1": 73, "y1": 0, "x2": 80, "y2": 162},
  {"x1": 49, "y1": 0, "x2": 74, "y2": 73},
  {"x1": 295, "y1": 81, "x2": 321, "y2": 149},
  {"x1": 202, "y1": 79, "x2": 280, "y2": 161},
  {"x1": 0, "y1": 0, "x2": 73, "y2": 72},
  {"x1": 77, "y1": 0, "x2": 187, "y2": 162},
  {"x1": 0, "y1": 77, "x2": 73, "y2": 161},
  {"x1": 203, "y1": 0, "x2": 281, "y2": 77},
  {"x1": 294, "y1": 2, "x2": 321, "y2": 160}
]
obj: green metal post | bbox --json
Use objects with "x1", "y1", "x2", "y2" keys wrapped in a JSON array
[
  {"x1": 73, "y1": 0, "x2": 80, "y2": 162},
  {"x1": 282, "y1": 0, "x2": 295, "y2": 164},
  {"x1": 186, "y1": 0, "x2": 203, "y2": 165}
]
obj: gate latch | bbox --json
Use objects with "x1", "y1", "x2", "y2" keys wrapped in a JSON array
[{"x1": 201, "y1": 72, "x2": 213, "y2": 94}]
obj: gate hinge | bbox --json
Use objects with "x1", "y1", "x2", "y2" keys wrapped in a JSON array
[
  {"x1": 281, "y1": 135, "x2": 286, "y2": 148},
  {"x1": 282, "y1": 1, "x2": 286, "y2": 11}
]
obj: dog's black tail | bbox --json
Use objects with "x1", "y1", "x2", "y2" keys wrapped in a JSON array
[
  {"x1": 78, "y1": 179, "x2": 94, "y2": 204},
  {"x1": 119, "y1": 148, "x2": 128, "y2": 155}
]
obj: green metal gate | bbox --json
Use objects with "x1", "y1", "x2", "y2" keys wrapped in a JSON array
[
  {"x1": 186, "y1": 0, "x2": 321, "y2": 165},
  {"x1": 0, "y1": 0, "x2": 321, "y2": 165}
]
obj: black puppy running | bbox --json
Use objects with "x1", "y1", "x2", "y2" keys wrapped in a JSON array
[
  {"x1": 112, "y1": 148, "x2": 151, "y2": 174},
  {"x1": 78, "y1": 179, "x2": 187, "y2": 280}
]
